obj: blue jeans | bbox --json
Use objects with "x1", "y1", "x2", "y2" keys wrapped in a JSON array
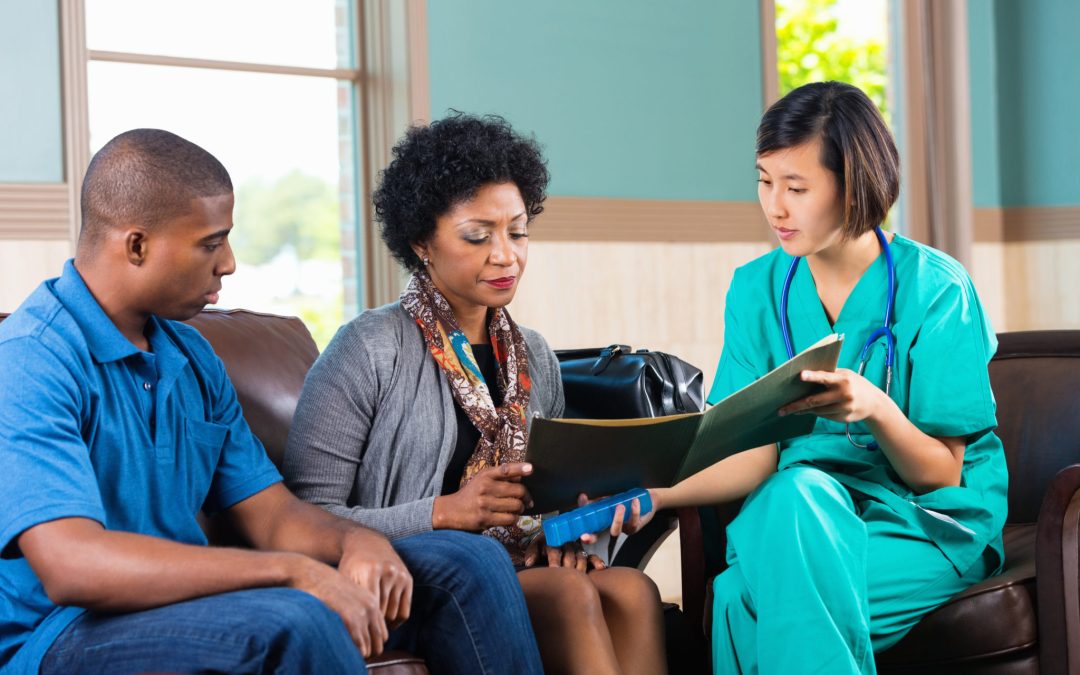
[{"x1": 40, "y1": 531, "x2": 542, "y2": 675}]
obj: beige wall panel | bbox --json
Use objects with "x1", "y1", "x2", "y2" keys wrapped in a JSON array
[
  {"x1": 1004, "y1": 239, "x2": 1080, "y2": 331},
  {"x1": 510, "y1": 239, "x2": 771, "y2": 605},
  {"x1": 0, "y1": 240, "x2": 71, "y2": 312},
  {"x1": 510, "y1": 241, "x2": 771, "y2": 395},
  {"x1": 971, "y1": 242, "x2": 1007, "y2": 332}
]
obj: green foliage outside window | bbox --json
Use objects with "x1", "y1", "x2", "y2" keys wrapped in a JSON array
[
  {"x1": 776, "y1": 0, "x2": 889, "y2": 124},
  {"x1": 232, "y1": 171, "x2": 340, "y2": 266},
  {"x1": 232, "y1": 170, "x2": 344, "y2": 348}
]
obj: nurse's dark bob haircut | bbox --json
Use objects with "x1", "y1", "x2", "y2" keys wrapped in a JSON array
[{"x1": 757, "y1": 81, "x2": 899, "y2": 239}]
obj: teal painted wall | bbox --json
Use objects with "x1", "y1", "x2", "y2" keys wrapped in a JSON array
[
  {"x1": 967, "y1": 0, "x2": 1002, "y2": 208},
  {"x1": 992, "y1": 0, "x2": 1080, "y2": 207},
  {"x1": 0, "y1": 0, "x2": 64, "y2": 183},
  {"x1": 427, "y1": 0, "x2": 764, "y2": 202}
]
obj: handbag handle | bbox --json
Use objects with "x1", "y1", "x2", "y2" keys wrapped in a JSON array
[{"x1": 591, "y1": 344, "x2": 632, "y2": 375}]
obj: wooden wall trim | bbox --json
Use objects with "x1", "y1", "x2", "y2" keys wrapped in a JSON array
[
  {"x1": 1001, "y1": 206, "x2": 1080, "y2": 242},
  {"x1": 0, "y1": 185, "x2": 71, "y2": 240},
  {"x1": 973, "y1": 207, "x2": 1004, "y2": 242},
  {"x1": 533, "y1": 197, "x2": 769, "y2": 243},
  {"x1": 975, "y1": 206, "x2": 1080, "y2": 242}
]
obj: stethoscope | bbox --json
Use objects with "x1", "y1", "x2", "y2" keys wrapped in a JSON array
[{"x1": 780, "y1": 226, "x2": 896, "y2": 451}]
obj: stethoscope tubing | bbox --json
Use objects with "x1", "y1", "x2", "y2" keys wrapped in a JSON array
[{"x1": 780, "y1": 226, "x2": 897, "y2": 450}]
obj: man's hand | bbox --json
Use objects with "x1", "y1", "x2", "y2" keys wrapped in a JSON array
[
  {"x1": 226, "y1": 485, "x2": 413, "y2": 654},
  {"x1": 432, "y1": 462, "x2": 533, "y2": 531},
  {"x1": 338, "y1": 528, "x2": 413, "y2": 630},
  {"x1": 287, "y1": 554, "x2": 390, "y2": 658}
]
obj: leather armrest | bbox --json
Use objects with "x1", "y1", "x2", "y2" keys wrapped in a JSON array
[{"x1": 1036, "y1": 463, "x2": 1080, "y2": 675}]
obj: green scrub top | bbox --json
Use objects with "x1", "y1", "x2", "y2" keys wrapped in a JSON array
[{"x1": 707, "y1": 234, "x2": 1008, "y2": 575}]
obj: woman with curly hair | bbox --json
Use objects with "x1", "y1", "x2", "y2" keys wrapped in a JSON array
[{"x1": 284, "y1": 113, "x2": 667, "y2": 675}]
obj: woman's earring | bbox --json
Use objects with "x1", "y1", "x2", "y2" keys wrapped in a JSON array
[{"x1": 422, "y1": 256, "x2": 430, "y2": 267}]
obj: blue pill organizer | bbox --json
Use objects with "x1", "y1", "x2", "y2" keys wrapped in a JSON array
[{"x1": 542, "y1": 488, "x2": 653, "y2": 547}]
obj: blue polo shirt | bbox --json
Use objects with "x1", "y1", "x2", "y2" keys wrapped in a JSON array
[{"x1": 0, "y1": 260, "x2": 282, "y2": 673}]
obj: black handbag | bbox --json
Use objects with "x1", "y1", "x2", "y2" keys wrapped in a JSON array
[{"x1": 555, "y1": 344, "x2": 705, "y2": 419}]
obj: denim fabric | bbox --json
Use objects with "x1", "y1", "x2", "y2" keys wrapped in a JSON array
[
  {"x1": 389, "y1": 531, "x2": 543, "y2": 675},
  {"x1": 40, "y1": 588, "x2": 365, "y2": 675},
  {"x1": 41, "y1": 531, "x2": 542, "y2": 675}
]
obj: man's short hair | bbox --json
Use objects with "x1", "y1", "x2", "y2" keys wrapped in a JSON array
[{"x1": 79, "y1": 129, "x2": 233, "y2": 248}]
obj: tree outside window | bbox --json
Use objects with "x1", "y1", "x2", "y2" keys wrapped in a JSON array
[{"x1": 775, "y1": 0, "x2": 890, "y2": 125}]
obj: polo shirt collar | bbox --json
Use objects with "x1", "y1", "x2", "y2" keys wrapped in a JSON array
[{"x1": 52, "y1": 259, "x2": 141, "y2": 364}]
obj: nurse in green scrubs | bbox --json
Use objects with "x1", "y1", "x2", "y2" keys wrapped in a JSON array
[{"x1": 612, "y1": 82, "x2": 1008, "y2": 674}]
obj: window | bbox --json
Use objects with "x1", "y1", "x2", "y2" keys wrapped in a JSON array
[
  {"x1": 84, "y1": 0, "x2": 361, "y2": 347},
  {"x1": 774, "y1": 0, "x2": 891, "y2": 124}
]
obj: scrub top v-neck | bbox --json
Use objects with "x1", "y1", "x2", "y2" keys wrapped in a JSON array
[{"x1": 707, "y1": 234, "x2": 1008, "y2": 575}]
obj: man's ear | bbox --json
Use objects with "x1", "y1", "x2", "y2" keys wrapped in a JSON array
[{"x1": 124, "y1": 228, "x2": 149, "y2": 266}]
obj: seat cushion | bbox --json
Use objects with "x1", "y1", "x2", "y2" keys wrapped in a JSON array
[{"x1": 876, "y1": 525, "x2": 1037, "y2": 667}]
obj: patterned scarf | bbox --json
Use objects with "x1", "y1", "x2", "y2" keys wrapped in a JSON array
[{"x1": 400, "y1": 270, "x2": 540, "y2": 563}]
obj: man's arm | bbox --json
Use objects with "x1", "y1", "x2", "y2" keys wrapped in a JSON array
[
  {"x1": 18, "y1": 503, "x2": 395, "y2": 657},
  {"x1": 225, "y1": 483, "x2": 413, "y2": 628}
]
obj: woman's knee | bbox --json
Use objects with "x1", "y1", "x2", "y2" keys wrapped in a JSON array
[
  {"x1": 521, "y1": 567, "x2": 605, "y2": 618},
  {"x1": 397, "y1": 530, "x2": 516, "y2": 591},
  {"x1": 591, "y1": 567, "x2": 662, "y2": 610}
]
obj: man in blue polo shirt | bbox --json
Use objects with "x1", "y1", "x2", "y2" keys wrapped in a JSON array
[{"x1": 0, "y1": 129, "x2": 542, "y2": 674}]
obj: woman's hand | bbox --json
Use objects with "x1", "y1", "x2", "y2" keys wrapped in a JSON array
[
  {"x1": 524, "y1": 494, "x2": 606, "y2": 571},
  {"x1": 522, "y1": 530, "x2": 606, "y2": 571},
  {"x1": 432, "y1": 462, "x2": 533, "y2": 531},
  {"x1": 778, "y1": 368, "x2": 888, "y2": 423}
]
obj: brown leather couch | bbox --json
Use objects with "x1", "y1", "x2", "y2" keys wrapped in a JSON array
[
  {"x1": 185, "y1": 309, "x2": 429, "y2": 675},
  {"x1": 678, "y1": 330, "x2": 1080, "y2": 674}
]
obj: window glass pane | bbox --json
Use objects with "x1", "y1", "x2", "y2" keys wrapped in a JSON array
[
  {"x1": 88, "y1": 61, "x2": 351, "y2": 347},
  {"x1": 776, "y1": 0, "x2": 890, "y2": 124},
  {"x1": 86, "y1": 0, "x2": 350, "y2": 70}
]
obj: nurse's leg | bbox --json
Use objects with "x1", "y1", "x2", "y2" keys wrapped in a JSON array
[
  {"x1": 862, "y1": 501, "x2": 994, "y2": 652},
  {"x1": 723, "y1": 466, "x2": 875, "y2": 675},
  {"x1": 711, "y1": 561, "x2": 757, "y2": 675}
]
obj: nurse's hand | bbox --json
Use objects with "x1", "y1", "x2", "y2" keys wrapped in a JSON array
[
  {"x1": 594, "y1": 489, "x2": 659, "y2": 538},
  {"x1": 577, "y1": 491, "x2": 659, "y2": 541},
  {"x1": 778, "y1": 368, "x2": 888, "y2": 423}
]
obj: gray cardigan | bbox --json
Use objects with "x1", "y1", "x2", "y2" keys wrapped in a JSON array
[{"x1": 283, "y1": 302, "x2": 565, "y2": 540}]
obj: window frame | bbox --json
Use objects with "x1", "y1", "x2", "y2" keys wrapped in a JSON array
[{"x1": 9, "y1": 0, "x2": 424, "y2": 312}]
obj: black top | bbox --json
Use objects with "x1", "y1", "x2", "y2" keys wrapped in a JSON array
[{"x1": 441, "y1": 344, "x2": 503, "y2": 495}]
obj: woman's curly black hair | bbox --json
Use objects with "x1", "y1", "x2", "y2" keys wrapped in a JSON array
[{"x1": 373, "y1": 112, "x2": 550, "y2": 272}]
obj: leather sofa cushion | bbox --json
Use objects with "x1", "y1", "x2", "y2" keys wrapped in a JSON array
[
  {"x1": 184, "y1": 309, "x2": 318, "y2": 469},
  {"x1": 876, "y1": 525, "x2": 1037, "y2": 667}
]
